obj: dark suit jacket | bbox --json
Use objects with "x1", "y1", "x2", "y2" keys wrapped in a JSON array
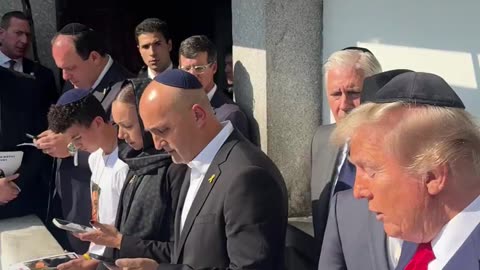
[
  {"x1": 318, "y1": 190, "x2": 393, "y2": 270},
  {"x1": 310, "y1": 124, "x2": 340, "y2": 255},
  {"x1": 22, "y1": 58, "x2": 59, "y2": 118},
  {"x1": 55, "y1": 60, "x2": 133, "y2": 253},
  {"x1": 0, "y1": 67, "x2": 52, "y2": 220},
  {"x1": 210, "y1": 90, "x2": 251, "y2": 142},
  {"x1": 396, "y1": 223, "x2": 480, "y2": 270},
  {"x1": 154, "y1": 130, "x2": 288, "y2": 269}
]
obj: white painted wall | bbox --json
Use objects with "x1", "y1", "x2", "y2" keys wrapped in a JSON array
[{"x1": 323, "y1": 0, "x2": 480, "y2": 124}]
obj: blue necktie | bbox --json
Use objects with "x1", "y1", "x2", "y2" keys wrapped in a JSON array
[{"x1": 333, "y1": 157, "x2": 356, "y2": 194}]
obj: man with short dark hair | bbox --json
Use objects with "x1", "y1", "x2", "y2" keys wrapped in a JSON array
[
  {"x1": 179, "y1": 35, "x2": 251, "y2": 142},
  {"x1": 35, "y1": 23, "x2": 132, "y2": 253},
  {"x1": 0, "y1": 11, "x2": 58, "y2": 121},
  {"x1": 135, "y1": 18, "x2": 173, "y2": 79}
]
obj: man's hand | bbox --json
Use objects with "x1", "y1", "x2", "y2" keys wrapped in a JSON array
[
  {"x1": 115, "y1": 258, "x2": 159, "y2": 270},
  {"x1": 75, "y1": 222, "x2": 123, "y2": 249},
  {"x1": 34, "y1": 130, "x2": 71, "y2": 158},
  {"x1": 57, "y1": 258, "x2": 99, "y2": 270},
  {"x1": 0, "y1": 174, "x2": 20, "y2": 204}
]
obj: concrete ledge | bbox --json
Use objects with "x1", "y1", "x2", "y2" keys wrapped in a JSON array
[{"x1": 0, "y1": 215, "x2": 63, "y2": 270}]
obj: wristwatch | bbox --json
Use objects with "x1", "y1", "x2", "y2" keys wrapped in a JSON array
[{"x1": 67, "y1": 142, "x2": 77, "y2": 156}]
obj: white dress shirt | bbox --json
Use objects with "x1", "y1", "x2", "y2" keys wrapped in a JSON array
[
  {"x1": 0, "y1": 49, "x2": 23, "y2": 73},
  {"x1": 180, "y1": 121, "x2": 234, "y2": 232},
  {"x1": 147, "y1": 62, "x2": 172, "y2": 79},
  {"x1": 387, "y1": 237, "x2": 403, "y2": 269},
  {"x1": 207, "y1": 84, "x2": 217, "y2": 101},
  {"x1": 428, "y1": 195, "x2": 480, "y2": 270},
  {"x1": 90, "y1": 54, "x2": 113, "y2": 90}
]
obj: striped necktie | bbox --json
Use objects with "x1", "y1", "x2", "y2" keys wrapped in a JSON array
[{"x1": 7, "y1": 59, "x2": 16, "y2": 70}]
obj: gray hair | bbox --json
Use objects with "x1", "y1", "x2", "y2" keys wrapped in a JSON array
[{"x1": 324, "y1": 49, "x2": 382, "y2": 80}]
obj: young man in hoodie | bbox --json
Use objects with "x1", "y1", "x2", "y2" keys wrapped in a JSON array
[{"x1": 47, "y1": 89, "x2": 129, "y2": 269}]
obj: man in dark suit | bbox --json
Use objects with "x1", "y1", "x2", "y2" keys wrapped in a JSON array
[
  {"x1": 333, "y1": 72, "x2": 479, "y2": 270},
  {"x1": 34, "y1": 23, "x2": 133, "y2": 253},
  {"x1": 178, "y1": 35, "x2": 251, "y2": 142},
  {"x1": 135, "y1": 18, "x2": 173, "y2": 79},
  {"x1": 317, "y1": 70, "x2": 413, "y2": 270},
  {"x1": 0, "y1": 11, "x2": 58, "y2": 125},
  {"x1": 115, "y1": 69, "x2": 287, "y2": 270},
  {"x1": 0, "y1": 67, "x2": 53, "y2": 220},
  {"x1": 310, "y1": 47, "x2": 382, "y2": 255}
]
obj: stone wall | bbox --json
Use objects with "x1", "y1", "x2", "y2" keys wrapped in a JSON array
[{"x1": 232, "y1": 0, "x2": 323, "y2": 216}]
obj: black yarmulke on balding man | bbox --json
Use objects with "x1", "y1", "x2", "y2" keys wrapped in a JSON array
[
  {"x1": 154, "y1": 69, "x2": 203, "y2": 90},
  {"x1": 360, "y1": 69, "x2": 413, "y2": 104},
  {"x1": 58, "y1": 23, "x2": 92, "y2": 35},
  {"x1": 375, "y1": 72, "x2": 465, "y2": 109}
]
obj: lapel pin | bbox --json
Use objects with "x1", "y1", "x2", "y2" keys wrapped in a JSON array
[{"x1": 208, "y1": 174, "x2": 216, "y2": 183}]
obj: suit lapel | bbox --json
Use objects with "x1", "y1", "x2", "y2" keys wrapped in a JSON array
[
  {"x1": 367, "y1": 210, "x2": 391, "y2": 270},
  {"x1": 173, "y1": 132, "x2": 240, "y2": 263},
  {"x1": 21, "y1": 58, "x2": 33, "y2": 75},
  {"x1": 395, "y1": 241, "x2": 417, "y2": 270},
  {"x1": 172, "y1": 169, "x2": 191, "y2": 263},
  {"x1": 311, "y1": 124, "x2": 340, "y2": 200},
  {"x1": 210, "y1": 88, "x2": 230, "y2": 109},
  {"x1": 443, "y1": 223, "x2": 480, "y2": 270}
]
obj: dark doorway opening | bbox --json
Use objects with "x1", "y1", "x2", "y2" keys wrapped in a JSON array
[{"x1": 55, "y1": 0, "x2": 232, "y2": 88}]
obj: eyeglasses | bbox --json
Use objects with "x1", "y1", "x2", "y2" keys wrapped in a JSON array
[{"x1": 180, "y1": 62, "x2": 214, "y2": 74}]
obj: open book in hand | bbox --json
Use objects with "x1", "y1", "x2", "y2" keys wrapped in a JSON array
[
  {"x1": 0, "y1": 151, "x2": 23, "y2": 192},
  {"x1": 8, "y1": 253, "x2": 79, "y2": 270}
]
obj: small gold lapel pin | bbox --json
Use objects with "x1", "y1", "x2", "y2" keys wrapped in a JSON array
[{"x1": 208, "y1": 174, "x2": 216, "y2": 183}]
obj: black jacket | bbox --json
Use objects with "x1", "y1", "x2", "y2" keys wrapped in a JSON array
[
  {"x1": 0, "y1": 67, "x2": 52, "y2": 219},
  {"x1": 99, "y1": 78, "x2": 186, "y2": 266}
]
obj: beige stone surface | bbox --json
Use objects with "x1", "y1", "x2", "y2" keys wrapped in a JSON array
[{"x1": 0, "y1": 215, "x2": 63, "y2": 270}]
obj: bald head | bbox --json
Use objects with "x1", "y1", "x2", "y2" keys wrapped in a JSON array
[
  {"x1": 51, "y1": 34, "x2": 107, "y2": 89},
  {"x1": 139, "y1": 80, "x2": 221, "y2": 164},
  {"x1": 141, "y1": 80, "x2": 211, "y2": 115}
]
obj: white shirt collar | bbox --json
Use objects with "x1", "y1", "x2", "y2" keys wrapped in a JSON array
[
  {"x1": 0, "y1": 49, "x2": 23, "y2": 72},
  {"x1": 91, "y1": 54, "x2": 113, "y2": 90},
  {"x1": 147, "y1": 62, "x2": 173, "y2": 79},
  {"x1": 207, "y1": 84, "x2": 217, "y2": 101},
  {"x1": 429, "y1": 195, "x2": 480, "y2": 270},
  {"x1": 187, "y1": 121, "x2": 234, "y2": 174}
]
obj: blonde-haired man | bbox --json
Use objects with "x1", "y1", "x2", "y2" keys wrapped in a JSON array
[{"x1": 333, "y1": 72, "x2": 478, "y2": 270}]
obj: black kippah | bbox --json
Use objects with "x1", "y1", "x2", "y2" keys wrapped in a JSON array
[
  {"x1": 375, "y1": 72, "x2": 465, "y2": 109},
  {"x1": 361, "y1": 69, "x2": 413, "y2": 104},
  {"x1": 58, "y1": 23, "x2": 93, "y2": 35},
  {"x1": 57, "y1": 88, "x2": 91, "y2": 105},
  {"x1": 342, "y1": 46, "x2": 374, "y2": 55},
  {"x1": 154, "y1": 69, "x2": 203, "y2": 89}
]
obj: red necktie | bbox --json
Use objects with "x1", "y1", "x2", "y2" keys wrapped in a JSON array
[{"x1": 405, "y1": 242, "x2": 436, "y2": 270}]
